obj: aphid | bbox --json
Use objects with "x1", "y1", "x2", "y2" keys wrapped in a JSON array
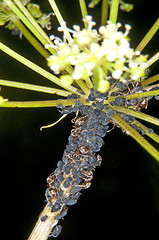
[
  {"x1": 51, "y1": 202, "x2": 61, "y2": 212},
  {"x1": 75, "y1": 116, "x2": 86, "y2": 128},
  {"x1": 54, "y1": 206, "x2": 68, "y2": 220},
  {"x1": 45, "y1": 188, "x2": 57, "y2": 201},
  {"x1": 96, "y1": 154, "x2": 102, "y2": 166},
  {"x1": 50, "y1": 225, "x2": 62, "y2": 238},
  {"x1": 81, "y1": 181, "x2": 91, "y2": 189},
  {"x1": 71, "y1": 127, "x2": 81, "y2": 138},
  {"x1": 81, "y1": 169, "x2": 93, "y2": 181},
  {"x1": 41, "y1": 215, "x2": 48, "y2": 222},
  {"x1": 78, "y1": 146, "x2": 89, "y2": 155},
  {"x1": 134, "y1": 99, "x2": 148, "y2": 111}
]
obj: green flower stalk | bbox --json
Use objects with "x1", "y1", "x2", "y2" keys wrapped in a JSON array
[{"x1": 0, "y1": 0, "x2": 159, "y2": 239}]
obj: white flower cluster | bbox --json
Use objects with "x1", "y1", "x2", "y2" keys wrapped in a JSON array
[{"x1": 47, "y1": 16, "x2": 148, "y2": 91}]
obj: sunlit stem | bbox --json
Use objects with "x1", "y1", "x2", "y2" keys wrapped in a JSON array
[
  {"x1": 101, "y1": 0, "x2": 109, "y2": 25},
  {"x1": 0, "y1": 79, "x2": 70, "y2": 97},
  {"x1": 48, "y1": 0, "x2": 72, "y2": 43},
  {"x1": 27, "y1": 204, "x2": 60, "y2": 240},
  {"x1": 112, "y1": 113, "x2": 159, "y2": 161},
  {"x1": 147, "y1": 51, "x2": 159, "y2": 68},
  {"x1": 0, "y1": 98, "x2": 88, "y2": 108},
  {"x1": 111, "y1": 106, "x2": 159, "y2": 127},
  {"x1": 125, "y1": 89, "x2": 159, "y2": 100},
  {"x1": 109, "y1": 0, "x2": 119, "y2": 23},
  {"x1": 136, "y1": 18, "x2": 159, "y2": 52},
  {"x1": 0, "y1": 42, "x2": 80, "y2": 95},
  {"x1": 133, "y1": 119, "x2": 159, "y2": 144},
  {"x1": 79, "y1": 0, "x2": 88, "y2": 29},
  {"x1": 3, "y1": 0, "x2": 55, "y2": 55},
  {"x1": 12, "y1": 18, "x2": 50, "y2": 58},
  {"x1": 40, "y1": 114, "x2": 68, "y2": 131},
  {"x1": 141, "y1": 73, "x2": 159, "y2": 87}
]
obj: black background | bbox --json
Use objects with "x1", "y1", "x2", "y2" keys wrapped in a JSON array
[{"x1": 0, "y1": 0, "x2": 159, "y2": 239}]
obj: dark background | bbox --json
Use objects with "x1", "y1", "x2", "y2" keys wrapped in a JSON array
[{"x1": 0, "y1": 0, "x2": 159, "y2": 239}]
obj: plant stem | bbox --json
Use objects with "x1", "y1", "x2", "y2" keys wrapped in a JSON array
[
  {"x1": 0, "y1": 42, "x2": 81, "y2": 95},
  {"x1": 0, "y1": 98, "x2": 87, "y2": 108},
  {"x1": 48, "y1": 0, "x2": 72, "y2": 43},
  {"x1": 27, "y1": 204, "x2": 61, "y2": 240},
  {"x1": 3, "y1": 0, "x2": 55, "y2": 54},
  {"x1": 109, "y1": 0, "x2": 119, "y2": 23},
  {"x1": 79, "y1": 0, "x2": 88, "y2": 28},
  {"x1": 135, "y1": 18, "x2": 159, "y2": 52},
  {"x1": 133, "y1": 119, "x2": 159, "y2": 144},
  {"x1": 125, "y1": 89, "x2": 159, "y2": 100},
  {"x1": 147, "y1": 51, "x2": 159, "y2": 68},
  {"x1": 101, "y1": 0, "x2": 109, "y2": 25},
  {"x1": 112, "y1": 113, "x2": 159, "y2": 161},
  {"x1": 0, "y1": 79, "x2": 70, "y2": 97},
  {"x1": 111, "y1": 106, "x2": 159, "y2": 127},
  {"x1": 141, "y1": 73, "x2": 159, "y2": 87},
  {"x1": 12, "y1": 18, "x2": 50, "y2": 58}
]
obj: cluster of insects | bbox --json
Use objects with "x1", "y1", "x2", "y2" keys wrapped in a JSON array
[
  {"x1": 40, "y1": 90, "x2": 114, "y2": 238},
  {"x1": 40, "y1": 78, "x2": 158, "y2": 237}
]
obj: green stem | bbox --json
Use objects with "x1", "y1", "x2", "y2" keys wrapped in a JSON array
[
  {"x1": 0, "y1": 42, "x2": 80, "y2": 95},
  {"x1": 79, "y1": 0, "x2": 88, "y2": 28},
  {"x1": 0, "y1": 79, "x2": 70, "y2": 97},
  {"x1": 48, "y1": 0, "x2": 72, "y2": 43},
  {"x1": 133, "y1": 119, "x2": 159, "y2": 144},
  {"x1": 147, "y1": 51, "x2": 159, "y2": 68},
  {"x1": 101, "y1": 0, "x2": 109, "y2": 25},
  {"x1": 3, "y1": 0, "x2": 55, "y2": 54},
  {"x1": 109, "y1": 0, "x2": 119, "y2": 23},
  {"x1": 111, "y1": 106, "x2": 159, "y2": 127},
  {"x1": 125, "y1": 89, "x2": 159, "y2": 100},
  {"x1": 141, "y1": 73, "x2": 159, "y2": 87},
  {"x1": 112, "y1": 113, "x2": 159, "y2": 161},
  {"x1": 135, "y1": 18, "x2": 159, "y2": 52},
  {"x1": 0, "y1": 98, "x2": 87, "y2": 108},
  {"x1": 12, "y1": 18, "x2": 50, "y2": 58}
]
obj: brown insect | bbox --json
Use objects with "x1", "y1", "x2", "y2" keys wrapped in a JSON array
[
  {"x1": 74, "y1": 116, "x2": 86, "y2": 128},
  {"x1": 96, "y1": 154, "x2": 102, "y2": 166},
  {"x1": 134, "y1": 99, "x2": 148, "y2": 112},
  {"x1": 71, "y1": 127, "x2": 81, "y2": 138},
  {"x1": 78, "y1": 146, "x2": 89, "y2": 155}
]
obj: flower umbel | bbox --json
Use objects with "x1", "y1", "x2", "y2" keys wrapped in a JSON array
[{"x1": 48, "y1": 16, "x2": 148, "y2": 92}]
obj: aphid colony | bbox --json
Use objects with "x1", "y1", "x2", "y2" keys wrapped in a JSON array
[
  {"x1": 41, "y1": 90, "x2": 110, "y2": 238},
  {"x1": 40, "y1": 79, "x2": 157, "y2": 237}
]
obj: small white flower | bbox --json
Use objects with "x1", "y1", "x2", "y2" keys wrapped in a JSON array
[{"x1": 112, "y1": 69, "x2": 123, "y2": 79}]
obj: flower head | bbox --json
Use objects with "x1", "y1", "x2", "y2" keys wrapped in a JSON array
[{"x1": 48, "y1": 16, "x2": 148, "y2": 92}]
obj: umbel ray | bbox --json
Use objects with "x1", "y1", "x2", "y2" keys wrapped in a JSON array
[{"x1": 0, "y1": 0, "x2": 159, "y2": 239}]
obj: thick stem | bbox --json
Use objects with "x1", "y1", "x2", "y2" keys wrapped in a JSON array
[{"x1": 28, "y1": 204, "x2": 61, "y2": 240}]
